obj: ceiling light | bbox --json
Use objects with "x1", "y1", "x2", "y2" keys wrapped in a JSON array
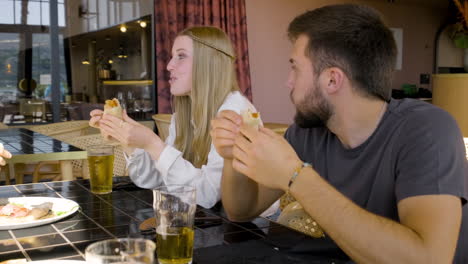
[
  {"x1": 139, "y1": 21, "x2": 147, "y2": 28},
  {"x1": 82, "y1": 59, "x2": 90, "y2": 65},
  {"x1": 120, "y1": 25, "x2": 127, "y2": 33},
  {"x1": 108, "y1": 59, "x2": 113, "y2": 64}
]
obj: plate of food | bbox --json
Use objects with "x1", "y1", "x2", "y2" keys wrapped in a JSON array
[
  {"x1": 0, "y1": 197, "x2": 79, "y2": 230},
  {"x1": 0, "y1": 260, "x2": 85, "y2": 264}
]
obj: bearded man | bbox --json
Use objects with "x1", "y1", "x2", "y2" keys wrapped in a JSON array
[{"x1": 211, "y1": 4, "x2": 467, "y2": 263}]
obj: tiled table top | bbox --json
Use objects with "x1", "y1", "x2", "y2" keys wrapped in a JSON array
[
  {"x1": 0, "y1": 177, "x2": 350, "y2": 263},
  {"x1": 0, "y1": 128, "x2": 82, "y2": 155}
]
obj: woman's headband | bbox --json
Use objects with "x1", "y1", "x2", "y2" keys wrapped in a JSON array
[{"x1": 186, "y1": 32, "x2": 235, "y2": 60}]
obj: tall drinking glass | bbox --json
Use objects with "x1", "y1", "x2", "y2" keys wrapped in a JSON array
[
  {"x1": 87, "y1": 145, "x2": 114, "y2": 194},
  {"x1": 153, "y1": 185, "x2": 196, "y2": 264},
  {"x1": 85, "y1": 238, "x2": 156, "y2": 263}
]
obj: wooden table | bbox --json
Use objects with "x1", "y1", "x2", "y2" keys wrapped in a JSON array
[
  {"x1": 264, "y1": 122, "x2": 289, "y2": 136},
  {"x1": 0, "y1": 128, "x2": 86, "y2": 183}
]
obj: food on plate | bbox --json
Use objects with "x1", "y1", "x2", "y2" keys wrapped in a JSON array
[
  {"x1": 0, "y1": 259, "x2": 27, "y2": 264},
  {"x1": 0, "y1": 202, "x2": 53, "y2": 224},
  {"x1": 103, "y1": 98, "x2": 123, "y2": 119},
  {"x1": 241, "y1": 109, "x2": 262, "y2": 129}
]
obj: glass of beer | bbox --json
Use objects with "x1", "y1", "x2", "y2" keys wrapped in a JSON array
[
  {"x1": 85, "y1": 238, "x2": 156, "y2": 263},
  {"x1": 153, "y1": 185, "x2": 196, "y2": 264},
  {"x1": 87, "y1": 145, "x2": 114, "y2": 194}
]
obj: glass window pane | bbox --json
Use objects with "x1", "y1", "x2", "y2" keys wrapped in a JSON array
[
  {"x1": 0, "y1": 33, "x2": 20, "y2": 123},
  {"x1": 58, "y1": 3, "x2": 65, "y2": 27},
  {"x1": 32, "y1": 33, "x2": 67, "y2": 103},
  {"x1": 41, "y1": 2, "x2": 50, "y2": 26},
  {"x1": 32, "y1": 33, "x2": 50, "y2": 100},
  {"x1": 0, "y1": 1, "x2": 14, "y2": 24},
  {"x1": 14, "y1": 1, "x2": 21, "y2": 24},
  {"x1": 27, "y1": 1, "x2": 41, "y2": 25}
]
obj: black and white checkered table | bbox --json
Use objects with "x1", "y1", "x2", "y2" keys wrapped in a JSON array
[{"x1": 0, "y1": 177, "x2": 350, "y2": 263}]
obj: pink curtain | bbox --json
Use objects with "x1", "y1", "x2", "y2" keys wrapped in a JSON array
[{"x1": 154, "y1": 0, "x2": 252, "y2": 113}]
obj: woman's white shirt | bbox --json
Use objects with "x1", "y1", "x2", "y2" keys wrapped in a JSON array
[{"x1": 124, "y1": 91, "x2": 255, "y2": 208}]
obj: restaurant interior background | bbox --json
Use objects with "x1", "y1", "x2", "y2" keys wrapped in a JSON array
[
  {"x1": 0, "y1": 0, "x2": 466, "y2": 126},
  {"x1": 0, "y1": 0, "x2": 153, "y2": 125}
]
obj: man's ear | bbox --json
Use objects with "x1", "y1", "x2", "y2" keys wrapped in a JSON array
[{"x1": 322, "y1": 67, "x2": 345, "y2": 94}]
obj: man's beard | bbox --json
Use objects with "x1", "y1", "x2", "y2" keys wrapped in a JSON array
[
  {"x1": 291, "y1": 83, "x2": 332, "y2": 129},
  {"x1": 294, "y1": 110, "x2": 325, "y2": 128}
]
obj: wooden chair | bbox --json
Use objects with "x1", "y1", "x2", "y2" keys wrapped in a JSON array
[
  {"x1": 30, "y1": 120, "x2": 90, "y2": 140},
  {"x1": 27, "y1": 121, "x2": 91, "y2": 183},
  {"x1": 18, "y1": 98, "x2": 47, "y2": 123},
  {"x1": 0, "y1": 166, "x2": 10, "y2": 185},
  {"x1": 152, "y1": 114, "x2": 172, "y2": 141}
]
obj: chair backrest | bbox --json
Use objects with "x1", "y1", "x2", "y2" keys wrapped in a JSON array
[
  {"x1": 19, "y1": 99, "x2": 47, "y2": 120},
  {"x1": 152, "y1": 114, "x2": 172, "y2": 141},
  {"x1": 0, "y1": 123, "x2": 8, "y2": 130},
  {"x1": 30, "y1": 120, "x2": 90, "y2": 141},
  {"x1": 264, "y1": 122, "x2": 289, "y2": 137},
  {"x1": 67, "y1": 134, "x2": 128, "y2": 178}
]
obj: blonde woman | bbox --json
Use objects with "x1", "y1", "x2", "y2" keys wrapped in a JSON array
[{"x1": 89, "y1": 26, "x2": 256, "y2": 208}]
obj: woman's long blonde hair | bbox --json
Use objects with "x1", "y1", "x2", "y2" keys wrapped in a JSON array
[{"x1": 173, "y1": 26, "x2": 239, "y2": 168}]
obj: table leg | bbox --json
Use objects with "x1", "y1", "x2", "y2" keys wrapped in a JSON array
[
  {"x1": 8, "y1": 163, "x2": 15, "y2": 184},
  {"x1": 2, "y1": 165, "x2": 10, "y2": 185},
  {"x1": 60, "y1": 160, "x2": 74, "y2": 181}
]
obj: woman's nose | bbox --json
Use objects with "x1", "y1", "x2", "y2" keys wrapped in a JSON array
[{"x1": 166, "y1": 58, "x2": 174, "y2": 71}]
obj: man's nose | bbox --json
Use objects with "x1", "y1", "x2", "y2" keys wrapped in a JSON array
[{"x1": 286, "y1": 72, "x2": 294, "y2": 90}]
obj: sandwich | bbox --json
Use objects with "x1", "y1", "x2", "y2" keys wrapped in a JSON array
[
  {"x1": 103, "y1": 98, "x2": 123, "y2": 119},
  {"x1": 102, "y1": 98, "x2": 123, "y2": 141},
  {"x1": 241, "y1": 109, "x2": 262, "y2": 130}
]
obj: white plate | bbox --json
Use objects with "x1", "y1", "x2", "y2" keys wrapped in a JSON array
[
  {"x1": 29, "y1": 261, "x2": 85, "y2": 263},
  {"x1": 0, "y1": 260, "x2": 85, "y2": 263},
  {"x1": 0, "y1": 197, "x2": 80, "y2": 230}
]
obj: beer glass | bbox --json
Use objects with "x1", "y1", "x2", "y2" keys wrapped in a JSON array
[
  {"x1": 153, "y1": 185, "x2": 196, "y2": 264},
  {"x1": 87, "y1": 145, "x2": 114, "y2": 194},
  {"x1": 85, "y1": 238, "x2": 155, "y2": 263}
]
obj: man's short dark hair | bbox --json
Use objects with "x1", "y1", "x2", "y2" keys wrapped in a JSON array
[{"x1": 288, "y1": 4, "x2": 397, "y2": 101}]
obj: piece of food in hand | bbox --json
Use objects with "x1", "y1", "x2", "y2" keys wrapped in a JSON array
[
  {"x1": 102, "y1": 98, "x2": 123, "y2": 141},
  {"x1": 103, "y1": 98, "x2": 123, "y2": 119},
  {"x1": 241, "y1": 109, "x2": 262, "y2": 129}
]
